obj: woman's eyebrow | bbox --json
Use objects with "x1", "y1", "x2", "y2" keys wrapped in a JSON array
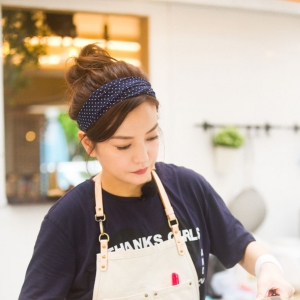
[
  {"x1": 111, "y1": 123, "x2": 158, "y2": 140},
  {"x1": 146, "y1": 123, "x2": 159, "y2": 134}
]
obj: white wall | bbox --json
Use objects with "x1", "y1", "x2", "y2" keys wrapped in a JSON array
[
  {"x1": 163, "y1": 4, "x2": 300, "y2": 239},
  {"x1": 1, "y1": 0, "x2": 300, "y2": 240}
]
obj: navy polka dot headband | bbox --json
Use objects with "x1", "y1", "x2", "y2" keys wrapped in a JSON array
[{"x1": 76, "y1": 76, "x2": 156, "y2": 131}]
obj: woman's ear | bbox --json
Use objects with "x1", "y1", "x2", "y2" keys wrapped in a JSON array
[{"x1": 78, "y1": 131, "x2": 97, "y2": 157}]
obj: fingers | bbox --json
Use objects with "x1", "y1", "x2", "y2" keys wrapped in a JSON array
[
  {"x1": 255, "y1": 286, "x2": 295, "y2": 300},
  {"x1": 255, "y1": 291, "x2": 268, "y2": 300}
]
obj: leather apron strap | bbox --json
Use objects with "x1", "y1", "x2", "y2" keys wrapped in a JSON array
[
  {"x1": 93, "y1": 170, "x2": 185, "y2": 272},
  {"x1": 151, "y1": 170, "x2": 185, "y2": 256}
]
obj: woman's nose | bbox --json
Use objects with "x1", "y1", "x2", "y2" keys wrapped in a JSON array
[{"x1": 133, "y1": 143, "x2": 148, "y2": 163}]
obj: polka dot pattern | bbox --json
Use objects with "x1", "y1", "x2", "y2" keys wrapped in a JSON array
[{"x1": 76, "y1": 76, "x2": 156, "y2": 131}]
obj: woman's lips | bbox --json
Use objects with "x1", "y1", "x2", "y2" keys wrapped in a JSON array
[{"x1": 133, "y1": 167, "x2": 148, "y2": 175}]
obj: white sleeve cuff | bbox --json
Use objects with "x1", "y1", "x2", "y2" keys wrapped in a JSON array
[{"x1": 255, "y1": 254, "x2": 283, "y2": 277}]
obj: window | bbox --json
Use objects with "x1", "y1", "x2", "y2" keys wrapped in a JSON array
[{"x1": 3, "y1": 8, "x2": 149, "y2": 203}]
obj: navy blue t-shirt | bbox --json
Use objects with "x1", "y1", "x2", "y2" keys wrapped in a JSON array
[{"x1": 19, "y1": 163, "x2": 255, "y2": 300}]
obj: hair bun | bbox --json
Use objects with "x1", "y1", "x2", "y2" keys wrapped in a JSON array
[
  {"x1": 66, "y1": 43, "x2": 150, "y2": 122},
  {"x1": 75, "y1": 43, "x2": 116, "y2": 70}
]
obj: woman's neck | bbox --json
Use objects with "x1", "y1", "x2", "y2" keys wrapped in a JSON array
[{"x1": 96, "y1": 173, "x2": 151, "y2": 197}]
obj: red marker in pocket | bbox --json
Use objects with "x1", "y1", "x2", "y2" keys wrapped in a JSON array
[{"x1": 172, "y1": 273, "x2": 179, "y2": 285}]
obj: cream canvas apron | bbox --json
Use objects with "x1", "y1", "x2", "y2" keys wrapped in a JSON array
[{"x1": 92, "y1": 170, "x2": 200, "y2": 300}]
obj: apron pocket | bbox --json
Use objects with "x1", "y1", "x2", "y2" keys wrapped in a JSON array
[
  {"x1": 102, "y1": 280, "x2": 197, "y2": 300},
  {"x1": 153, "y1": 280, "x2": 197, "y2": 299},
  {"x1": 103, "y1": 291, "x2": 153, "y2": 300}
]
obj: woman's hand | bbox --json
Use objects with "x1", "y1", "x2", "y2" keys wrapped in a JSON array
[
  {"x1": 239, "y1": 241, "x2": 295, "y2": 300},
  {"x1": 255, "y1": 263, "x2": 295, "y2": 300}
]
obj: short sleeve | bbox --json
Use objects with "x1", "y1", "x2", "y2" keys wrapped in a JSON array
[
  {"x1": 18, "y1": 217, "x2": 76, "y2": 300},
  {"x1": 203, "y1": 179, "x2": 255, "y2": 268}
]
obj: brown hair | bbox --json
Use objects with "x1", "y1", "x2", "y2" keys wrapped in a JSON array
[{"x1": 65, "y1": 43, "x2": 159, "y2": 152}]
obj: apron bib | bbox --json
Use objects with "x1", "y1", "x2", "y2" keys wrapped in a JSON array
[{"x1": 92, "y1": 170, "x2": 200, "y2": 300}]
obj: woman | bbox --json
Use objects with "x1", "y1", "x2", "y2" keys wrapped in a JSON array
[{"x1": 19, "y1": 44, "x2": 294, "y2": 300}]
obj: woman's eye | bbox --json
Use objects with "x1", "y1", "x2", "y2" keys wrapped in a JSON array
[
  {"x1": 117, "y1": 144, "x2": 131, "y2": 150},
  {"x1": 116, "y1": 136, "x2": 158, "y2": 150},
  {"x1": 147, "y1": 135, "x2": 159, "y2": 141}
]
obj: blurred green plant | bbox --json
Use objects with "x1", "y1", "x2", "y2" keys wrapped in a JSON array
[
  {"x1": 58, "y1": 112, "x2": 85, "y2": 159},
  {"x1": 213, "y1": 127, "x2": 244, "y2": 148},
  {"x1": 2, "y1": 9, "x2": 50, "y2": 104},
  {"x1": 58, "y1": 112, "x2": 78, "y2": 145}
]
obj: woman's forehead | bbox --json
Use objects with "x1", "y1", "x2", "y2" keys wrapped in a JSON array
[{"x1": 114, "y1": 103, "x2": 158, "y2": 136}]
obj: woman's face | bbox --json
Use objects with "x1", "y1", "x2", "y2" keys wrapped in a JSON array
[{"x1": 90, "y1": 102, "x2": 159, "y2": 196}]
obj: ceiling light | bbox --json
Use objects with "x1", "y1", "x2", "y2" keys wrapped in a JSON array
[
  {"x1": 107, "y1": 41, "x2": 140, "y2": 52},
  {"x1": 39, "y1": 54, "x2": 61, "y2": 65}
]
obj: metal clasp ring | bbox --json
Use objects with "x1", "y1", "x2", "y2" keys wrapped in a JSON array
[{"x1": 99, "y1": 232, "x2": 110, "y2": 242}]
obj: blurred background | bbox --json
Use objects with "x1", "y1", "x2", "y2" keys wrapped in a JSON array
[{"x1": 0, "y1": 0, "x2": 300, "y2": 299}]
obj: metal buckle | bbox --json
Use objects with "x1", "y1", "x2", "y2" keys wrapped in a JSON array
[
  {"x1": 95, "y1": 214, "x2": 106, "y2": 222},
  {"x1": 168, "y1": 218, "x2": 178, "y2": 228}
]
